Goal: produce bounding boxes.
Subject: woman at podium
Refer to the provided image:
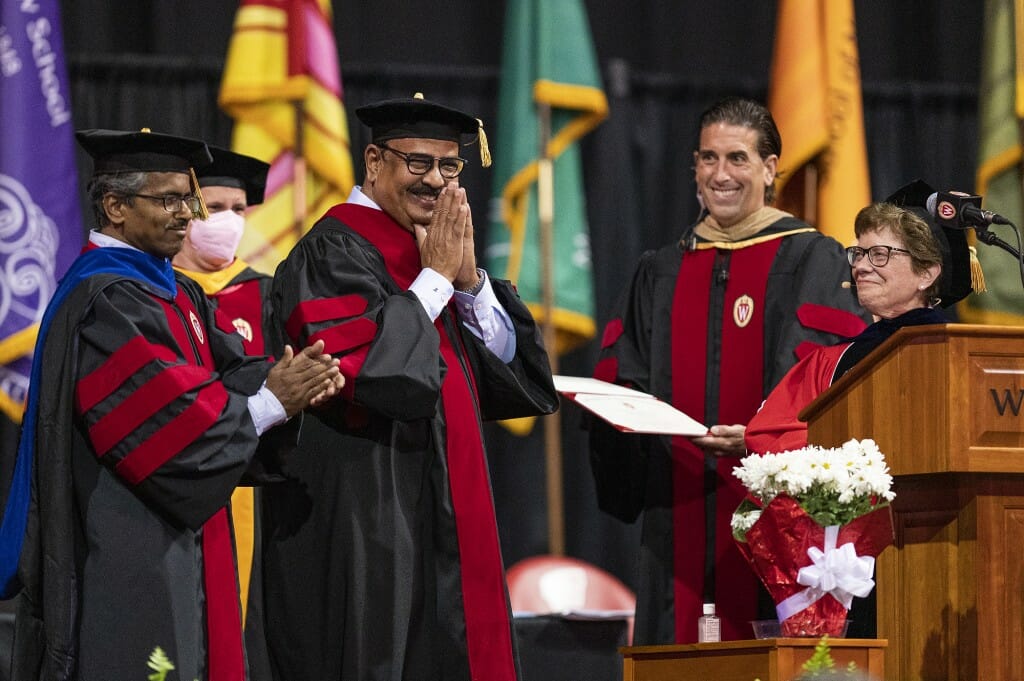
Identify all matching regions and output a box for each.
[745,182,976,455]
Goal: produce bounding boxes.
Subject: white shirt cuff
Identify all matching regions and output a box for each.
[409,268,454,321]
[247,384,287,436]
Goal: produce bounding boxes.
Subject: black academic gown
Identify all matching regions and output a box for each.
[589,216,871,645]
[175,259,277,681]
[263,203,558,681]
[213,265,277,681]
[14,249,273,681]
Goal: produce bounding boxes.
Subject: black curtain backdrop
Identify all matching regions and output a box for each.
[1,1,982,593]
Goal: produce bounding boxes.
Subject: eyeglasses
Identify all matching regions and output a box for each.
[132,193,202,216]
[845,245,912,267]
[379,143,466,179]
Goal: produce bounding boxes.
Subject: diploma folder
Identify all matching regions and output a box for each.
[553,375,708,436]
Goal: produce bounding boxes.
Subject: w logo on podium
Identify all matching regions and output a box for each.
[990,388,1024,416]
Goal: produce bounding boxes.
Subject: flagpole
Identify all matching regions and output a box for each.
[803,164,818,226]
[293,101,307,238]
[537,102,565,556]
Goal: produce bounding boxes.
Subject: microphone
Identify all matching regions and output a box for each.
[923,190,1024,292]
[925,191,1011,229]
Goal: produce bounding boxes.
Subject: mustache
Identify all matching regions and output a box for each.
[409,184,441,199]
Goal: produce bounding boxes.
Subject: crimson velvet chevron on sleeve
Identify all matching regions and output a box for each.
[263,202,557,681]
[13,251,273,681]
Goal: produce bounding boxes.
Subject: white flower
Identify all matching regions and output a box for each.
[731,438,895,539]
[775,465,814,497]
[731,509,762,535]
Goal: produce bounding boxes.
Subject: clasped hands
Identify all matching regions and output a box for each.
[414,183,480,291]
[265,339,345,417]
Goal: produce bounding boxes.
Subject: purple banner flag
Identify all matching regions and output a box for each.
[0,0,81,423]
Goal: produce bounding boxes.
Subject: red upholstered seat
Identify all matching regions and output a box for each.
[506,555,636,643]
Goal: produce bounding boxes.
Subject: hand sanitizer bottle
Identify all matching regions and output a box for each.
[697,602,721,642]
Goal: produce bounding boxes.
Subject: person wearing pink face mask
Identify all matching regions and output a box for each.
[174,147,272,356]
[172,146,275,678]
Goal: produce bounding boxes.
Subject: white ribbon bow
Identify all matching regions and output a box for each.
[775,525,876,622]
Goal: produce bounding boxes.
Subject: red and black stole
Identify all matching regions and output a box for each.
[670,239,781,642]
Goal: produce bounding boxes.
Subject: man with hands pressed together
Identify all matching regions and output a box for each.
[263,95,557,681]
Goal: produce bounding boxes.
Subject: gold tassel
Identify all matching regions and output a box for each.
[412,92,491,167]
[969,245,987,293]
[476,118,492,168]
[189,166,209,220]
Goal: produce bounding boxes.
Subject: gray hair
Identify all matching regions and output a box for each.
[87,172,148,227]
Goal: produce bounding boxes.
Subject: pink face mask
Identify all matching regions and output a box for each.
[187,210,245,265]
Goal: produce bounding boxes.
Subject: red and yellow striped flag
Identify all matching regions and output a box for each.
[217,0,354,620]
[219,0,354,275]
[769,0,870,246]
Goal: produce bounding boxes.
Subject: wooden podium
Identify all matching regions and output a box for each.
[621,638,886,681]
[800,324,1024,681]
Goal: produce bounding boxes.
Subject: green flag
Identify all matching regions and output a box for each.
[962,0,1024,324]
[486,0,608,354]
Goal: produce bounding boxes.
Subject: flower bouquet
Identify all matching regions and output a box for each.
[731,439,896,637]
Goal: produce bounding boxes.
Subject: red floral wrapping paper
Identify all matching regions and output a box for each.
[735,494,894,637]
